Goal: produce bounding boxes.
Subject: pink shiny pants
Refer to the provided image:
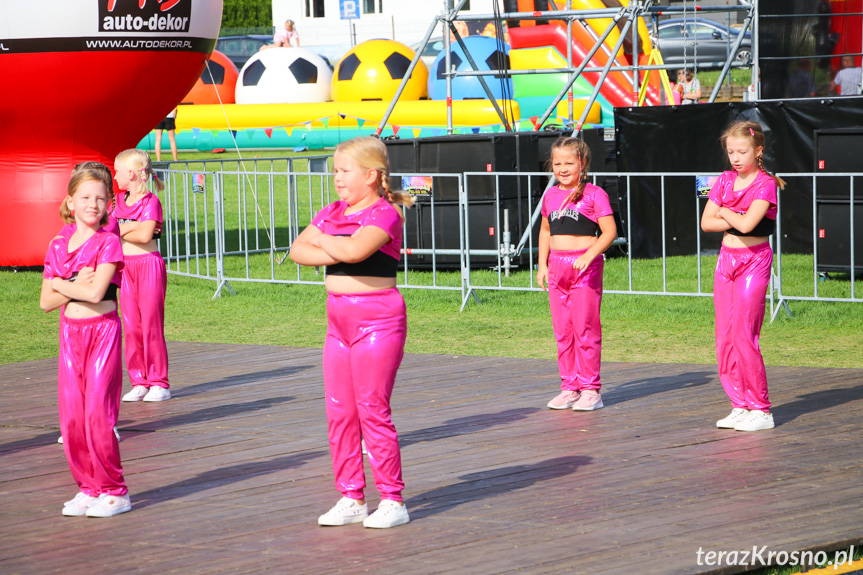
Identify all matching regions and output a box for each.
[120,252,169,388]
[58,310,127,496]
[713,242,773,412]
[323,289,406,502]
[547,249,604,391]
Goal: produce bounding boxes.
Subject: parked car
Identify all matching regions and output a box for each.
[651,18,752,67]
[215,34,335,71]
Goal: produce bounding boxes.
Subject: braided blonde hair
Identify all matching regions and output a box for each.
[335,137,415,221]
[115,148,165,194]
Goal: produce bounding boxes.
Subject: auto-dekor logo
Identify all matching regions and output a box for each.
[99,0,192,33]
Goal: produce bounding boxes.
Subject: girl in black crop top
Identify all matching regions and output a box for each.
[538,137,617,413]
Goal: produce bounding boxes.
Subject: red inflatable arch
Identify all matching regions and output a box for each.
[0,0,223,266]
[181,49,239,105]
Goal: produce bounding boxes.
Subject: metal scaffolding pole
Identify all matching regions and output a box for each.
[708,7,755,103]
[534,5,633,132]
[375,1,754,137]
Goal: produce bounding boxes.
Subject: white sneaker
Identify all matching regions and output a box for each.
[143,386,171,402]
[58,435,63,444]
[318,497,368,526]
[734,410,774,431]
[85,493,131,518]
[572,390,604,411]
[62,492,98,517]
[363,500,410,529]
[122,385,149,402]
[547,390,580,410]
[716,408,750,429]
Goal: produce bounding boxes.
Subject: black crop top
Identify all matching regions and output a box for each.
[325,236,398,278]
[549,209,600,237]
[66,273,118,302]
[727,217,775,237]
[116,217,162,239]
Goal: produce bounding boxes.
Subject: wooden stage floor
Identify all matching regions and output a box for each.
[2,342,862,575]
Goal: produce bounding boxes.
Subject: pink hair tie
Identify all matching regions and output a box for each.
[749,127,755,136]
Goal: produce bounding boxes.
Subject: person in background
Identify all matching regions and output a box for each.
[273,19,300,47]
[154,107,178,162]
[831,55,862,96]
[680,69,701,104]
[786,60,817,98]
[113,149,171,403]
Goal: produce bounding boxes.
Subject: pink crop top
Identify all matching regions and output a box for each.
[112,191,163,239]
[541,183,614,236]
[310,196,403,277]
[708,170,778,236]
[44,228,124,300]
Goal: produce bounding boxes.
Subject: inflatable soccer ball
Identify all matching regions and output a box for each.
[182,50,239,105]
[428,35,511,100]
[236,48,333,104]
[332,39,428,102]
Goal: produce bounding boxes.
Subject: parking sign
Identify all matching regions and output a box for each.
[340,0,360,19]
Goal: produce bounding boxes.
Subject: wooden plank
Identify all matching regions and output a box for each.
[1,342,862,575]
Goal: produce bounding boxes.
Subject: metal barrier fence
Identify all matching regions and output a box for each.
[154,162,862,317]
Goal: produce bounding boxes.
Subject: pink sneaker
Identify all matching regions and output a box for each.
[547,390,580,410]
[572,390,603,411]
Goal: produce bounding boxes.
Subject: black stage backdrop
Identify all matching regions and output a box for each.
[614,98,863,258]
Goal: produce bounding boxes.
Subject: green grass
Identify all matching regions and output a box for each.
[697,67,752,88]
[3,252,861,368]
[745,546,863,575]
[5,150,860,369]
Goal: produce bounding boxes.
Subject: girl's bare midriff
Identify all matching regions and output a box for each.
[722,232,769,249]
[63,300,117,319]
[325,274,397,294]
[121,237,158,256]
[550,234,599,251]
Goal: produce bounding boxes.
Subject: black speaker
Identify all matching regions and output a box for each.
[813,128,862,273]
[404,197,540,269]
[814,128,863,174]
[816,198,863,274]
[387,131,613,268]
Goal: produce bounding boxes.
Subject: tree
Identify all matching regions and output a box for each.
[221,0,273,29]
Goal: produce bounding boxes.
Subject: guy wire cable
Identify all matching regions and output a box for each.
[203,58,275,247]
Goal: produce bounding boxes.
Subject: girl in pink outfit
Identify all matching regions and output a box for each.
[701,121,785,432]
[290,137,414,529]
[538,137,617,412]
[112,149,170,403]
[40,168,131,518]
